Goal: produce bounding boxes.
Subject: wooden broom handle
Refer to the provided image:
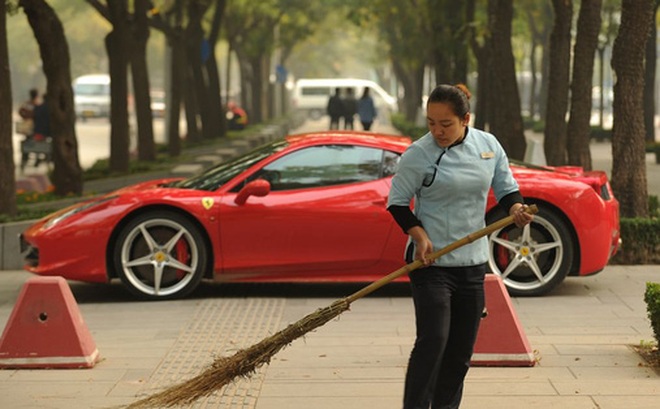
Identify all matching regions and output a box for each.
[345,204,538,304]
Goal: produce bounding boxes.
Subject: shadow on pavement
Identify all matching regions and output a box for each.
[67,279,413,304]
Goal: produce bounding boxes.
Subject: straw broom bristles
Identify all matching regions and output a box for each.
[124,206,536,408]
[125,298,352,408]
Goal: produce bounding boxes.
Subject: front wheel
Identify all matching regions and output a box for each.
[113,211,209,300]
[486,205,574,296]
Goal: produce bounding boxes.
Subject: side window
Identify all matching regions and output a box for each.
[382,150,400,177]
[301,87,331,96]
[250,145,389,191]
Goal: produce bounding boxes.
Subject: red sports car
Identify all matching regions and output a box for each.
[20,131,620,300]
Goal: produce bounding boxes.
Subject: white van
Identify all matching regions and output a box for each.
[292,78,398,120]
[73,74,111,119]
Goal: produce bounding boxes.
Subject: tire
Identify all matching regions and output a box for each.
[113,210,208,300]
[486,204,574,296]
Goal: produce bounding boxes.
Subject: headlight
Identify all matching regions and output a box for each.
[43,195,117,229]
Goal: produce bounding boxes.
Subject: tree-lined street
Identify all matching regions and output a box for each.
[2,0,659,220]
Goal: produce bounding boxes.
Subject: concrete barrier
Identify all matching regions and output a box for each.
[1,221,33,271]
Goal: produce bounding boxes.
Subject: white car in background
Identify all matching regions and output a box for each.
[150,90,166,118]
[73,74,111,120]
[292,78,398,120]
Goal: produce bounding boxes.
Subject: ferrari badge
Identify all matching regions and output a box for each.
[202,197,214,210]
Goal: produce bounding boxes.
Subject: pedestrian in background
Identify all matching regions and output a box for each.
[226,101,248,130]
[17,88,39,169]
[357,87,377,131]
[387,83,533,409]
[31,94,51,167]
[327,87,344,129]
[17,88,39,137]
[18,88,39,124]
[33,93,50,140]
[342,87,358,130]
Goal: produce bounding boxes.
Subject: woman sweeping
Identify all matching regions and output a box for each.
[387,84,533,409]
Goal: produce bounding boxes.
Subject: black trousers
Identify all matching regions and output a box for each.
[343,115,354,129]
[329,116,342,129]
[403,264,487,409]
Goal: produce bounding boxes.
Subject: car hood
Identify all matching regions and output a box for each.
[110,178,185,195]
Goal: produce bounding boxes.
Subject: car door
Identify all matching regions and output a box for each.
[218,144,400,279]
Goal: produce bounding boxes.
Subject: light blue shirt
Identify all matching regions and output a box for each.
[387,127,520,266]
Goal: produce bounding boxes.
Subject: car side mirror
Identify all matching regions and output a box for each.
[234,179,271,205]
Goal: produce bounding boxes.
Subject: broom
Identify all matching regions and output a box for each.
[125,205,537,408]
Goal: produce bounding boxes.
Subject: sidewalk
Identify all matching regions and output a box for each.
[0,265,658,409]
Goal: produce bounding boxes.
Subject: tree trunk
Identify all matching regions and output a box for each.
[183,63,201,143]
[487,0,526,159]
[527,35,538,119]
[467,0,489,130]
[186,1,213,140]
[392,59,424,124]
[0,0,17,216]
[524,5,552,120]
[537,5,552,123]
[167,26,184,156]
[544,0,572,166]
[454,4,469,85]
[567,0,602,170]
[203,0,228,138]
[429,0,451,84]
[643,1,659,143]
[106,1,131,173]
[429,1,468,85]
[473,47,491,130]
[610,0,654,218]
[21,0,82,195]
[262,54,273,121]
[248,55,266,124]
[130,0,155,162]
[233,45,252,118]
[596,46,606,128]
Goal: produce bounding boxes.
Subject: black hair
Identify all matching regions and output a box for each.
[426,84,471,118]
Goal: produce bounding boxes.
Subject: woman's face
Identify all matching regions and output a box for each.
[426,102,469,148]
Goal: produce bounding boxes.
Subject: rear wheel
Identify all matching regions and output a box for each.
[113,210,208,300]
[486,204,574,296]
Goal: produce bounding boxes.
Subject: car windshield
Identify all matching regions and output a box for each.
[74,83,110,96]
[168,140,289,191]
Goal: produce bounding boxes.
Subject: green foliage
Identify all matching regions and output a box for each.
[522,116,545,133]
[647,143,660,164]
[390,113,427,140]
[0,208,53,224]
[650,195,660,219]
[644,282,660,345]
[81,150,186,182]
[590,126,612,141]
[611,216,660,264]
[15,190,62,206]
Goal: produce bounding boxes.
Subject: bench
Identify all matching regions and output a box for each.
[20,137,52,169]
